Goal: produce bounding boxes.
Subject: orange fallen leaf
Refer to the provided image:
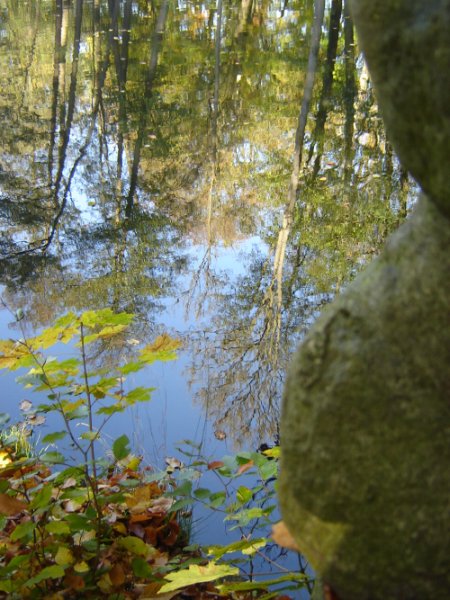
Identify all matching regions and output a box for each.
[271,521,300,551]
[0,492,27,516]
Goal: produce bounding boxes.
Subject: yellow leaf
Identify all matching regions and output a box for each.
[55,546,75,566]
[158,562,239,594]
[74,561,90,573]
[0,451,12,469]
[113,522,127,535]
[97,573,113,593]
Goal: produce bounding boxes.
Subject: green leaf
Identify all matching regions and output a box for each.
[173,479,192,497]
[209,491,226,508]
[11,520,36,541]
[125,386,152,404]
[207,537,267,559]
[42,431,67,444]
[169,497,192,512]
[40,451,65,465]
[224,507,265,526]
[158,562,239,594]
[118,536,152,557]
[25,564,65,587]
[45,521,71,535]
[112,434,131,461]
[0,554,29,575]
[131,557,154,578]
[30,483,53,511]
[259,459,278,481]
[64,513,93,531]
[219,573,308,593]
[80,431,99,441]
[0,581,14,593]
[236,486,253,504]
[193,488,211,500]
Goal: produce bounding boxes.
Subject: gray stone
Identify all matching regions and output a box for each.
[279,196,450,599]
[348,0,450,217]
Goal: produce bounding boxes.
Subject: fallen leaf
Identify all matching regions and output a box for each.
[61,477,78,489]
[19,400,33,412]
[109,563,126,586]
[64,573,85,591]
[74,561,90,573]
[0,492,27,516]
[26,414,45,426]
[271,521,300,551]
[148,496,174,514]
[160,521,179,546]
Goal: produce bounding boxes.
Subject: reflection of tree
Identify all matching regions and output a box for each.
[0,1,414,445]
[126,0,169,216]
[185,0,412,446]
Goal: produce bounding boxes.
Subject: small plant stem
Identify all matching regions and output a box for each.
[80,322,97,482]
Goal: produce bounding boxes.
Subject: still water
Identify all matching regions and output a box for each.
[0,0,416,586]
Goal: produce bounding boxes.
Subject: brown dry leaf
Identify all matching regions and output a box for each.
[207,461,225,470]
[148,496,174,515]
[130,512,153,524]
[271,521,300,552]
[109,563,126,587]
[0,492,27,516]
[143,525,158,546]
[129,522,146,538]
[64,573,85,591]
[160,521,179,547]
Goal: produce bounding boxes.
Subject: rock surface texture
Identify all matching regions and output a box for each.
[279,1,450,599]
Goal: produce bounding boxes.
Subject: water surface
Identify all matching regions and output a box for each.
[0,0,415,457]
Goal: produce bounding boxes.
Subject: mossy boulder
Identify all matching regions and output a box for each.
[280,197,450,599]
[279,2,450,597]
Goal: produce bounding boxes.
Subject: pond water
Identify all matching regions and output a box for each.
[0,0,417,592]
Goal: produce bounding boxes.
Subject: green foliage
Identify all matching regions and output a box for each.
[0,310,308,598]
